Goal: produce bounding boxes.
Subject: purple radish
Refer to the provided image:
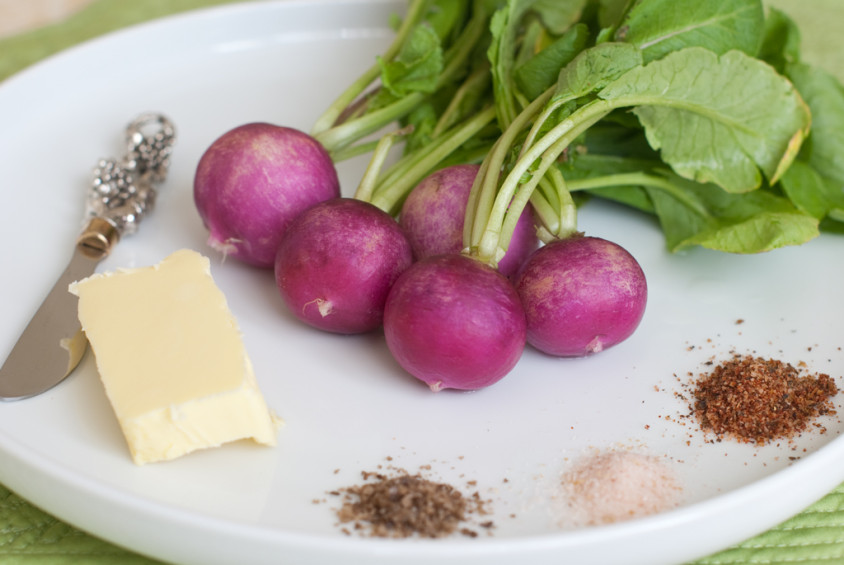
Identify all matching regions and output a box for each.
[194,122,340,268]
[383,254,526,391]
[515,236,647,357]
[399,164,538,278]
[274,197,413,334]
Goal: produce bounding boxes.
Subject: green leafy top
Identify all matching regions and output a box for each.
[619,0,765,62]
[603,47,810,192]
[315,0,844,256]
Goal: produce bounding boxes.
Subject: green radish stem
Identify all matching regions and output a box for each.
[354,125,414,204]
[528,165,577,244]
[314,93,426,156]
[463,86,555,254]
[313,1,491,158]
[368,105,497,214]
[469,97,619,266]
[566,171,714,220]
[432,63,491,138]
[310,0,429,136]
[470,82,735,265]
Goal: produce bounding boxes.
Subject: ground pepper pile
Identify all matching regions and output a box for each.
[333,471,491,538]
[691,354,838,444]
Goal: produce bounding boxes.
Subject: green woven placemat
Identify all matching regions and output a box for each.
[1,1,843,564]
[691,483,844,565]
[0,483,159,564]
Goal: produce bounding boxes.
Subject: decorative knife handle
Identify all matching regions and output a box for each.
[81,113,176,256]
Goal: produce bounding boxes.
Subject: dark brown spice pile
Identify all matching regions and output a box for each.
[333,470,490,538]
[691,354,838,444]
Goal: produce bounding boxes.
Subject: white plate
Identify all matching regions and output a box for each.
[1,1,843,564]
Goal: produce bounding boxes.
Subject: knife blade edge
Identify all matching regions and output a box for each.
[0,246,102,400]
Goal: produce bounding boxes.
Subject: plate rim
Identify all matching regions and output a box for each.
[1,1,843,565]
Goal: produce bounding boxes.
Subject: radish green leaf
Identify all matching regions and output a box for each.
[599,47,811,193]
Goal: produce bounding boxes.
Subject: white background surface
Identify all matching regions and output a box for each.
[0,1,843,564]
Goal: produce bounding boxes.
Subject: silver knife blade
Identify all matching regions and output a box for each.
[0,113,175,400]
[0,245,105,400]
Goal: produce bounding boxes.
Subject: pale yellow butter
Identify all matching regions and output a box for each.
[70,249,280,465]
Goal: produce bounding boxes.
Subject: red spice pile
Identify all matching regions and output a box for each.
[332,470,492,538]
[691,354,838,444]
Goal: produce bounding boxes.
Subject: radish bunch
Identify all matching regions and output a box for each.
[191,0,814,393]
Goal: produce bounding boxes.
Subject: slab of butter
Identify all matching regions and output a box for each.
[70,249,280,465]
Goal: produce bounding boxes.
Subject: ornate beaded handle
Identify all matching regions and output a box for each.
[78,113,176,257]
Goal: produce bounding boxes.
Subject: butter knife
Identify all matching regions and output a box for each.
[0,113,176,400]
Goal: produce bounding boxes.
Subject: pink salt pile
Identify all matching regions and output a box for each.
[559,449,682,526]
